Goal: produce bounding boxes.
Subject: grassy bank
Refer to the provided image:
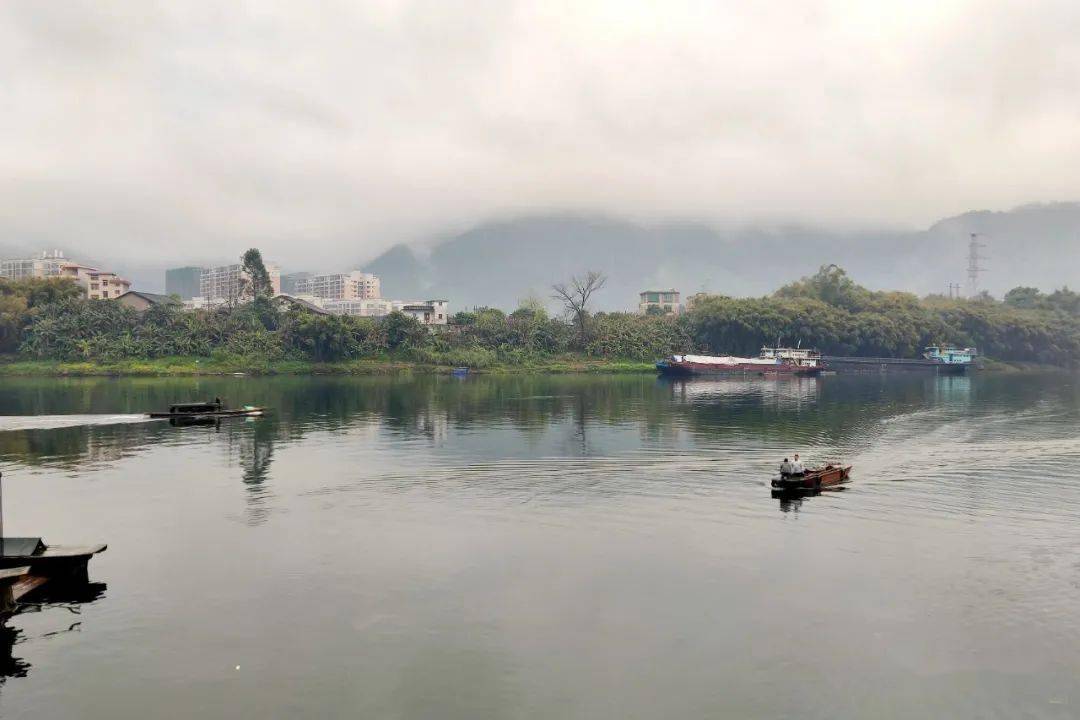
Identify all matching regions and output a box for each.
[977,358,1071,373]
[0,355,657,377]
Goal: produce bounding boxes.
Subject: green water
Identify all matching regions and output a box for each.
[0,372,1078,719]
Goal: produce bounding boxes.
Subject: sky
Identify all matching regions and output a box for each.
[2,0,1079,271]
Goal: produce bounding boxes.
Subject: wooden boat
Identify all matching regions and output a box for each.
[0,472,107,615]
[0,537,107,592]
[148,402,266,419]
[771,464,852,491]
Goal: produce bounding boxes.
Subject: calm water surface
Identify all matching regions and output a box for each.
[0,372,1078,719]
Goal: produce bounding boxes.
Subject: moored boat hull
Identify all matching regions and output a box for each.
[657,359,821,377]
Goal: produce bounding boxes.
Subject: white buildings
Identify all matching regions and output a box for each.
[323,298,448,325]
[0,251,67,280]
[400,300,449,325]
[0,250,132,299]
[197,263,281,305]
[294,271,380,301]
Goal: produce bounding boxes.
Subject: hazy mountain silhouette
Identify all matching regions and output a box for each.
[360,203,1080,311]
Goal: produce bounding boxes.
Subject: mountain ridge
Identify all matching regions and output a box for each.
[361,202,1080,311]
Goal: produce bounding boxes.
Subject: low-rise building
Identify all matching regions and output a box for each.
[324,298,448,325]
[77,268,132,299]
[273,294,331,315]
[116,291,181,312]
[294,271,380,300]
[59,262,132,299]
[401,300,448,325]
[638,289,681,315]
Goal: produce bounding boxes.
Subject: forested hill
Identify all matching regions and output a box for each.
[363,203,1080,311]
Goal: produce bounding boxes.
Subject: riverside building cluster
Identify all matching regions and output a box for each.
[167,263,448,326]
[0,250,132,300]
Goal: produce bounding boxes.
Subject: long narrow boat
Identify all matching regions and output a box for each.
[771,464,852,491]
[147,402,266,419]
[657,350,822,377]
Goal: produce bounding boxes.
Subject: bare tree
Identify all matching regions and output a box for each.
[551,270,607,344]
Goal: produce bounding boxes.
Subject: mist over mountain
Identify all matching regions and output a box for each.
[362,202,1080,312]
[4,202,1076,308]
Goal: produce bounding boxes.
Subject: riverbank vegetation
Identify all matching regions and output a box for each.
[1,264,1078,374]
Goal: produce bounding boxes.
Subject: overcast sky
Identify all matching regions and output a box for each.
[2,1,1078,269]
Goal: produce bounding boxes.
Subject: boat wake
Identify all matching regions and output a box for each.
[0,414,154,432]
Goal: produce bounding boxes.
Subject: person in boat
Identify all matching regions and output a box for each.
[790,454,805,476]
[779,458,793,477]
[214,396,222,407]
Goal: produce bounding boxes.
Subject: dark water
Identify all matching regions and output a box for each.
[0,372,1078,719]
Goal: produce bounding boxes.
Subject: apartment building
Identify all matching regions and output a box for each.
[165,266,203,300]
[199,263,281,303]
[279,271,312,295]
[0,250,68,280]
[294,271,380,301]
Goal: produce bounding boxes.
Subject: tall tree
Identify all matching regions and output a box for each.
[552,270,607,345]
[241,248,273,299]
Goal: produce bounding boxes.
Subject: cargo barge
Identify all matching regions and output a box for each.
[823,346,978,374]
[657,347,822,377]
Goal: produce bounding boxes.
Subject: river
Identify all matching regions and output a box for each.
[0,372,1077,718]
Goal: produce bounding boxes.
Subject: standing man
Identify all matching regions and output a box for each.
[790,454,805,476]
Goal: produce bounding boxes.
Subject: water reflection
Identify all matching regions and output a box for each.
[661,375,822,404]
[0,372,1076,717]
[0,581,107,686]
[0,623,29,685]
[772,485,849,513]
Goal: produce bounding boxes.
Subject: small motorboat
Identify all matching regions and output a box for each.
[148,402,266,420]
[771,464,852,491]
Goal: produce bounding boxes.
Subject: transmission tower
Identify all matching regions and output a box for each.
[966,233,986,298]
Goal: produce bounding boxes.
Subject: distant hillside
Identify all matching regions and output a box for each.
[360,203,1080,311]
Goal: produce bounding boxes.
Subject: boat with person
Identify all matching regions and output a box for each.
[147,401,266,420]
[657,346,823,377]
[771,463,852,491]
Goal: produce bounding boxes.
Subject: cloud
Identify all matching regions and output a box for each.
[1,0,1079,271]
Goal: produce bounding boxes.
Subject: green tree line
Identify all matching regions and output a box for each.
[1,264,1078,367]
